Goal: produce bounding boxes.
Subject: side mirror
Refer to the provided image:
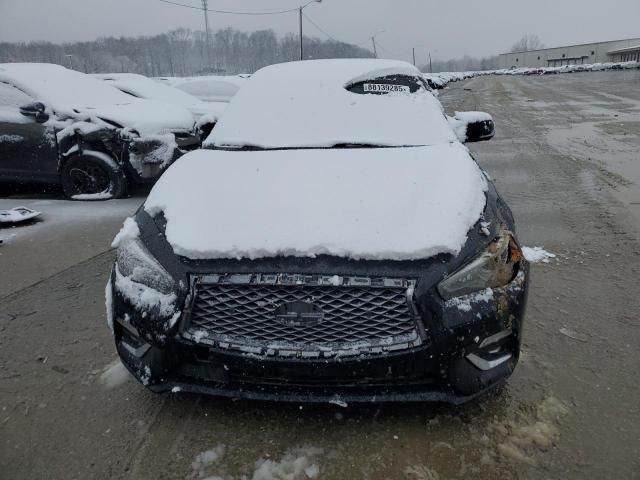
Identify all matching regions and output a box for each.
[448,111,495,143]
[19,102,49,123]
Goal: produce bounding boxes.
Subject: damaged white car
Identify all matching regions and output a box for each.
[0,63,199,199]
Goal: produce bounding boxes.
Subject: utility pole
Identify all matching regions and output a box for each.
[371,36,378,58]
[429,52,433,73]
[202,0,212,69]
[412,48,416,66]
[298,0,322,61]
[299,7,303,61]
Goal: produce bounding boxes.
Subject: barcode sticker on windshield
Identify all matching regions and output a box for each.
[363,84,410,93]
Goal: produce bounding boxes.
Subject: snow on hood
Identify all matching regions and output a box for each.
[144,145,488,261]
[89,100,194,135]
[0,63,194,134]
[93,73,225,122]
[205,59,457,149]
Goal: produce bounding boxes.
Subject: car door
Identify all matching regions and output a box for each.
[0,81,58,183]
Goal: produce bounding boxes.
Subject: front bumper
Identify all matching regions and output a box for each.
[108,265,528,404]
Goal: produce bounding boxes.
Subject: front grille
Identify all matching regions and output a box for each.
[183,274,421,358]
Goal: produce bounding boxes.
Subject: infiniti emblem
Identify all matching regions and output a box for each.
[274,300,324,327]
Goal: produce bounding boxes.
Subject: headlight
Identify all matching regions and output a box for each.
[438,229,522,300]
[116,238,175,295]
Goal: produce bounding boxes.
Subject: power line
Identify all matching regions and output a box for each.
[156,0,318,16]
[376,42,400,57]
[301,12,340,43]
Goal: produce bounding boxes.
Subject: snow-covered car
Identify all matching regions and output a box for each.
[93,73,226,139]
[157,75,246,103]
[107,59,529,403]
[0,63,199,199]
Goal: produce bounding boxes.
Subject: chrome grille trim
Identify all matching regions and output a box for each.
[183,274,421,358]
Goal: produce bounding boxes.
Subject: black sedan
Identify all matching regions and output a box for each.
[107,59,528,403]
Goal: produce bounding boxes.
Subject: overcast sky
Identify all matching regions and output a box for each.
[1,0,639,62]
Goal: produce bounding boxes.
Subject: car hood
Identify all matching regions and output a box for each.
[144,143,488,262]
[85,99,195,135]
[187,101,227,122]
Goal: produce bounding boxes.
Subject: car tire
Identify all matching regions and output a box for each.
[61,150,127,200]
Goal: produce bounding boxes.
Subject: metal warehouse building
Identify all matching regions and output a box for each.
[498,37,640,69]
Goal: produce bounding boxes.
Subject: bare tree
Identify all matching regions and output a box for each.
[510,34,545,53]
[0,28,373,76]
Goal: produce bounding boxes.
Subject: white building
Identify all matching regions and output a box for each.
[498,37,640,69]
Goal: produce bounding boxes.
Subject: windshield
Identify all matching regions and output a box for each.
[205,59,457,149]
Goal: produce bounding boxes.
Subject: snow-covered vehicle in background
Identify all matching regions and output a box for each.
[0,63,199,199]
[107,59,529,404]
[93,73,226,140]
[156,75,247,103]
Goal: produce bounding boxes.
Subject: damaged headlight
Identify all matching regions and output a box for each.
[438,229,523,300]
[116,238,175,295]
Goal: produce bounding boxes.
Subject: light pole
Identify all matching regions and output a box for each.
[202,0,212,69]
[299,0,322,61]
[65,54,74,70]
[370,30,385,58]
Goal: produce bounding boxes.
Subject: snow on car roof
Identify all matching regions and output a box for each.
[94,73,204,107]
[205,59,457,149]
[145,144,487,261]
[0,64,195,134]
[92,73,227,121]
[92,73,226,118]
[0,63,134,111]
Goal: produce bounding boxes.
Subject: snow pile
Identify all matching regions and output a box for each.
[494,396,568,467]
[100,359,132,388]
[0,206,41,224]
[252,447,323,480]
[145,144,488,261]
[522,246,556,263]
[191,444,226,479]
[0,134,23,143]
[404,464,441,479]
[206,59,456,149]
[111,217,140,248]
[71,192,115,201]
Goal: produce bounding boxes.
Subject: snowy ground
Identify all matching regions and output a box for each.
[1,71,640,479]
[0,191,141,296]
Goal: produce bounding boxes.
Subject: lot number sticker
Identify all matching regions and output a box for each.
[363,83,410,93]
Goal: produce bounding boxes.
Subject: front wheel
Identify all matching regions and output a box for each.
[61,150,127,200]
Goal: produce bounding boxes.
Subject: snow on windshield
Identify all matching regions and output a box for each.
[0,63,134,111]
[205,59,457,149]
[94,73,203,106]
[93,73,226,121]
[144,144,487,261]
